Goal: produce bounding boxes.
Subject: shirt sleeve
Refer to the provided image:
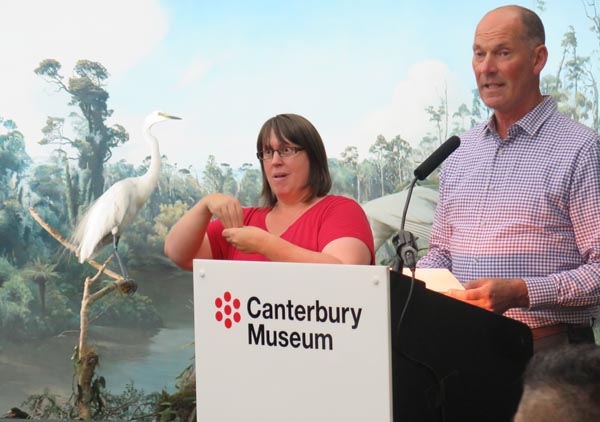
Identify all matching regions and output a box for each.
[416,167,453,270]
[315,197,376,264]
[524,138,600,309]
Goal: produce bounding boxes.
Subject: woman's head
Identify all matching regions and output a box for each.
[256,114,331,207]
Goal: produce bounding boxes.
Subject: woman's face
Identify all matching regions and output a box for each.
[262,130,311,204]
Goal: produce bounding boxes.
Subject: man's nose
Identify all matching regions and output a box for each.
[479,54,497,73]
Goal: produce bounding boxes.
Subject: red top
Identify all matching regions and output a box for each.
[207,195,375,264]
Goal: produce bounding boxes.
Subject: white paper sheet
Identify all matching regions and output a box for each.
[402,268,464,293]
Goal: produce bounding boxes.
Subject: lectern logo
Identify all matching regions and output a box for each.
[214,291,242,329]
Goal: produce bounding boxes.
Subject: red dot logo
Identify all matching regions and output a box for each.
[214,291,242,329]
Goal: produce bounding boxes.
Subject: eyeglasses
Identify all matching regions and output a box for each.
[256,146,305,161]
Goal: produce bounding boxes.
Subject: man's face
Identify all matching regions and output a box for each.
[472,9,545,117]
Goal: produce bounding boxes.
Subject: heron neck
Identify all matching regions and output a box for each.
[139,126,161,200]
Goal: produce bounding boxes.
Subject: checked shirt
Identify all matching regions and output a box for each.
[418,96,600,328]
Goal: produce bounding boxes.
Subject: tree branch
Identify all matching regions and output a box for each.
[28,206,122,280]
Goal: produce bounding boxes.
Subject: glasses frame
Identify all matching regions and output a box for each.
[256,146,305,161]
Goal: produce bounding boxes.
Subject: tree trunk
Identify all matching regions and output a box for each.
[77,351,98,420]
[64,157,78,225]
[77,277,96,420]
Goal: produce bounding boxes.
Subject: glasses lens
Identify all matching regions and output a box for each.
[257,147,302,160]
[280,146,295,157]
[259,150,273,160]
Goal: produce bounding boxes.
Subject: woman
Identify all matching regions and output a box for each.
[164,113,375,270]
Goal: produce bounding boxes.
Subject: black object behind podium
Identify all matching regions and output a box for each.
[390,271,533,422]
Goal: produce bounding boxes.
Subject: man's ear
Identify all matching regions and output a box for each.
[533,44,548,76]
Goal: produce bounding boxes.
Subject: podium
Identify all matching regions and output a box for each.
[390,271,533,422]
[193,260,394,422]
[193,260,532,421]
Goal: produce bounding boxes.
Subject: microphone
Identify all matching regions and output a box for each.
[392,135,461,273]
[413,135,461,181]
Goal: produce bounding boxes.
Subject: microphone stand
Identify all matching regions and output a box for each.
[391,135,460,274]
[391,137,459,421]
[391,177,419,274]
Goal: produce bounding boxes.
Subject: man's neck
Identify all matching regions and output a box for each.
[493,94,545,139]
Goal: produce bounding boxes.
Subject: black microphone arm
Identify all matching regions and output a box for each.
[413,135,461,181]
[392,177,419,273]
[392,135,461,274]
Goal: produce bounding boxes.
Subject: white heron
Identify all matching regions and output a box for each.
[72,111,182,283]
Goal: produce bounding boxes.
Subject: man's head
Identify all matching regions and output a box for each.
[514,344,600,422]
[472,5,547,122]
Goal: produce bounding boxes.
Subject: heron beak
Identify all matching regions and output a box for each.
[158,112,182,120]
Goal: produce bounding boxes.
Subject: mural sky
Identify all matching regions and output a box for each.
[0,0,596,171]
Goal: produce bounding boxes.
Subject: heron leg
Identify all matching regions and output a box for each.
[112,236,138,294]
[112,235,130,280]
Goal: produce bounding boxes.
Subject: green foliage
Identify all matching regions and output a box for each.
[22,388,75,420]
[0,198,29,263]
[0,274,34,341]
[148,201,189,251]
[156,387,196,422]
[238,163,261,206]
[157,159,205,208]
[0,255,16,286]
[0,116,31,195]
[22,383,162,421]
[202,154,224,193]
[29,162,66,205]
[120,214,154,267]
[43,284,76,326]
[89,284,162,329]
[21,258,65,320]
[0,261,76,339]
[34,58,130,203]
[328,158,355,198]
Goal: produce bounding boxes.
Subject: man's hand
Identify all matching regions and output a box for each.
[445,278,530,314]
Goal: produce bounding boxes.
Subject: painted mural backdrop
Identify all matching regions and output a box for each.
[1,0,599,419]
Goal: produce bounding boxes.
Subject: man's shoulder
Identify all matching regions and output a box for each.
[551,110,599,140]
[458,122,488,143]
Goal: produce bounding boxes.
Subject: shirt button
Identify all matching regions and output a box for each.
[498,149,504,156]
[473,257,478,264]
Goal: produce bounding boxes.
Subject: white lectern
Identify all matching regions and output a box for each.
[193,260,393,422]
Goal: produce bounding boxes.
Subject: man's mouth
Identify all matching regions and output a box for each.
[484,83,504,89]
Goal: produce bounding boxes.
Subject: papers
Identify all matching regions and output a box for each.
[402,268,464,293]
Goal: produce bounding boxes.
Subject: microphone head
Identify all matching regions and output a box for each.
[413,135,460,180]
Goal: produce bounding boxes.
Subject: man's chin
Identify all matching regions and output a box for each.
[480,95,503,110]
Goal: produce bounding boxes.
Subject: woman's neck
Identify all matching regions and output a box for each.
[267,196,325,235]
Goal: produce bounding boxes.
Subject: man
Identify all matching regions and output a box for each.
[418,5,600,350]
[514,344,600,421]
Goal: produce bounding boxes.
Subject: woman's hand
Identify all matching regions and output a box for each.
[204,193,244,228]
[222,226,271,254]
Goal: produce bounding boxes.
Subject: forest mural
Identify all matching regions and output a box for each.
[1,0,600,420]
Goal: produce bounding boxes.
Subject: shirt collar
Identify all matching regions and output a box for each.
[483,96,556,139]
